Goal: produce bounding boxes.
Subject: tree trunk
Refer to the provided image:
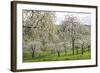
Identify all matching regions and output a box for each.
[72,38,75,55]
[88,45,90,52]
[65,48,67,56]
[57,50,60,57]
[32,48,35,58]
[81,44,84,55]
[76,48,79,55]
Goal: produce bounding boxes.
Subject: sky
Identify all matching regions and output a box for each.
[55,12,91,25]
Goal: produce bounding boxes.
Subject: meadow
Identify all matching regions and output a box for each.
[23,48,91,62]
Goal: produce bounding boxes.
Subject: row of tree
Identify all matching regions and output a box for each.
[23,10,91,58]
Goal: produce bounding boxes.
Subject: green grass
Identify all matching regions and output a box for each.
[23,50,91,62]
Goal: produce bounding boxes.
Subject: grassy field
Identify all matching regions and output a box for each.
[23,49,91,62]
